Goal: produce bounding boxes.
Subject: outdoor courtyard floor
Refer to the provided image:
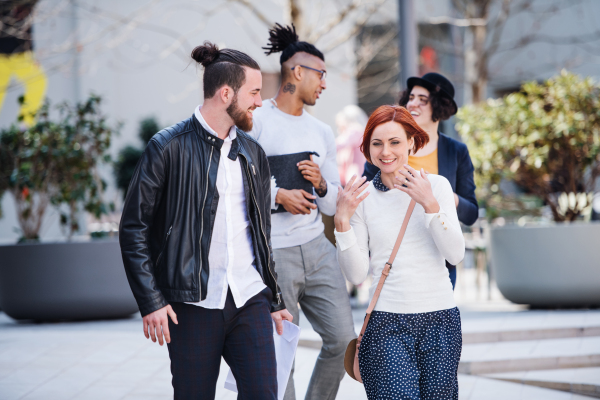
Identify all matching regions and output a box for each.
[1,269,599,399]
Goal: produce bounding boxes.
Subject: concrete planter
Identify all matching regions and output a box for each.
[0,240,138,320]
[489,222,600,307]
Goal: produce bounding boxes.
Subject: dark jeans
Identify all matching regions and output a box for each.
[447,263,457,290]
[167,287,277,400]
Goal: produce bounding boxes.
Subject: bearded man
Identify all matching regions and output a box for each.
[119,41,292,399]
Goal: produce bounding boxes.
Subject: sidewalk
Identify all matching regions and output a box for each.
[1,305,599,399]
[1,269,599,399]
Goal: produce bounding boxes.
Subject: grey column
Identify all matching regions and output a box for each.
[398,0,418,89]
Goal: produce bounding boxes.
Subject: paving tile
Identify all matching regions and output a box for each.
[74,382,134,400]
[19,364,109,400]
[0,383,39,400]
[0,366,59,393]
[485,367,600,387]
[460,310,600,334]
[458,374,598,400]
[461,336,600,362]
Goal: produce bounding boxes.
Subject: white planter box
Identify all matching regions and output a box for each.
[489,222,600,307]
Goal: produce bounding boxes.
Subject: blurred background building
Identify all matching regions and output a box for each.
[1,0,600,241]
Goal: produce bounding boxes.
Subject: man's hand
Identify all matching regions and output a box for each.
[143,304,178,346]
[271,309,294,335]
[298,157,327,197]
[276,188,317,215]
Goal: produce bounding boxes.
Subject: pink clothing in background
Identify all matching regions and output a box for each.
[336,127,366,187]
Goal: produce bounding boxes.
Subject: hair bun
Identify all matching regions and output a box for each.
[263,23,299,55]
[191,41,220,67]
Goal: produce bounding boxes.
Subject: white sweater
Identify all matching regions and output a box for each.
[334,174,465,314]
[249,101,340,249]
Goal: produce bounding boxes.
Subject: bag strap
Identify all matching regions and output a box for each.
[356,199,416,348]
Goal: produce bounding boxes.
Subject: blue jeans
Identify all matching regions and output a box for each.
[447,263,457,290]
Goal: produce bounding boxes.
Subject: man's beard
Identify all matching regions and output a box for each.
[226,94,253,132]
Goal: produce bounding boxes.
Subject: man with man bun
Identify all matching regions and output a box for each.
[119,42,292,399]
[249,24,356,400]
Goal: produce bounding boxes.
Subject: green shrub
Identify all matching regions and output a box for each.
[0,95,118,241]
[456,70,600,222]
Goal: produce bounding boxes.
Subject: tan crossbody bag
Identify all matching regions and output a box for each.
[343,199,417,383]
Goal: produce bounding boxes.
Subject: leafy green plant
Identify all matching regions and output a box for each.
[0,95,118,241]
[0,102,61,240]
[456,71,600,222]
[114,116,159,199]
[51,95,118,238]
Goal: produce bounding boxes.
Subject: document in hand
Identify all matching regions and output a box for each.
[224,320,301,400]
[268,151,319,214]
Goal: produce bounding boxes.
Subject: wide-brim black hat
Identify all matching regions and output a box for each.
[407,72,458,115]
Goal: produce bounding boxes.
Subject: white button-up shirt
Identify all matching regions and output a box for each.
[186,106,266,309]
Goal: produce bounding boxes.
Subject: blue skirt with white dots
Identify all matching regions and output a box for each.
[358,307,462,400]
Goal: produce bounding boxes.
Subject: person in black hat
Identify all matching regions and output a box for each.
[363,72,478,289]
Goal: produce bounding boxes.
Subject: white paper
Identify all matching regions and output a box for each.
[224,320,301,400]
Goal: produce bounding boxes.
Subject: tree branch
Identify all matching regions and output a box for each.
[226,0,273,28]
[484,0,513,59]
[495,30,600,54]
[319,0,387,53]
[306,0,363,43]
[424,16,486,27]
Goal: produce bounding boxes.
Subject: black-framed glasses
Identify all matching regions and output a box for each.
[291,65,327,81]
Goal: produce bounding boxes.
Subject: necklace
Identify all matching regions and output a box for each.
[270,98,278,108]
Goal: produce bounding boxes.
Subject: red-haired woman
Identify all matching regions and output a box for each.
[364,73,478,289]
[334,105,464,399]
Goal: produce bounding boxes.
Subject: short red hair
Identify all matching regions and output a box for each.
[360,105,429,163]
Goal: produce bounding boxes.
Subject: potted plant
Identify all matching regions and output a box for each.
[456,71,600,307]
[0,95,139,320]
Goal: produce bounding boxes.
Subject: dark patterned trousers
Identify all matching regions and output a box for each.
[358,307,462,400]
[167,287,277,400]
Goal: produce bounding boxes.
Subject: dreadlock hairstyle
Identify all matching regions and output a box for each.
[263,23,324,64]
[191,41,260,99]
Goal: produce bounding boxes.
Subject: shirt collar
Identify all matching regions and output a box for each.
[372,170,390,192]
[194,105,237,142]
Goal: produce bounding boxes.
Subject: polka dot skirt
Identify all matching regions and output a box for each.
[358,307,462,400]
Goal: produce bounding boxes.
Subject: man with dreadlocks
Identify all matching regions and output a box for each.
[249,24,356,400]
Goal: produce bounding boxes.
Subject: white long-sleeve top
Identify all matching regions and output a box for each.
[334,174,465,314]
[249,100,340,249]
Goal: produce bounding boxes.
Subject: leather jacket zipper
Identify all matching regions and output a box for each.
[240,154,281,304]
[155,225,173,268]
[198,146,214,287]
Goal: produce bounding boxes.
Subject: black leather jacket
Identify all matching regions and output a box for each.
[119,115,285,316]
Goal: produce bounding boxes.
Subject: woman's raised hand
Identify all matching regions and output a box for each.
[334,175,370,232]
[394,165,440,214]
